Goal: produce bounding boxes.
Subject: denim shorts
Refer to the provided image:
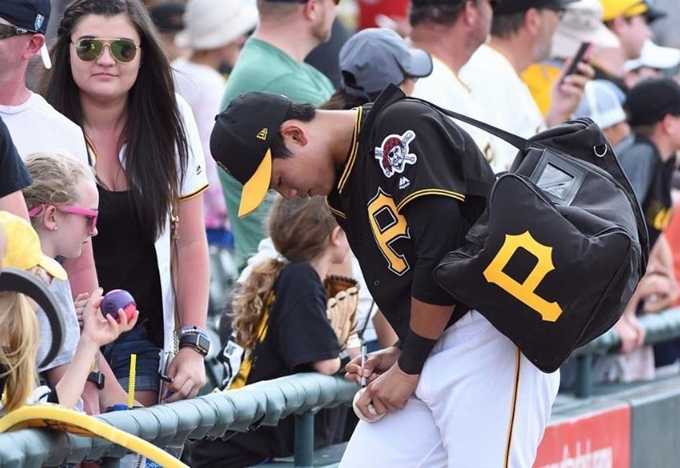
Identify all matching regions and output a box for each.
[103,325,161,392]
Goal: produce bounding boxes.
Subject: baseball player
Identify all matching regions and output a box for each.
[210,86,560,466]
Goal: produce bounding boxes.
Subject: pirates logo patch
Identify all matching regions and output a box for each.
[375,130,417,178]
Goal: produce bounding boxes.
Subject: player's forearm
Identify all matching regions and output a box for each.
[397,299,454,375]
[408,298,454,340]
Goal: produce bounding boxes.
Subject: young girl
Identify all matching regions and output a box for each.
[189,196,350,468]
[0,207,136,414]
[21,152,138,410]
[42,0,210,406]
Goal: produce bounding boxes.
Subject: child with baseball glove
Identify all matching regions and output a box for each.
[189,195,358,467]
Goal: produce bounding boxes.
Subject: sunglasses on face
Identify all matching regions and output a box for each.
[0,23,36,40]
[72,37,139,63]
[29,204,99,233]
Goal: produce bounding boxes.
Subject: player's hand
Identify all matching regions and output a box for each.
[162,348,207,403]
[345,345,400,387]
[363,363,419,416]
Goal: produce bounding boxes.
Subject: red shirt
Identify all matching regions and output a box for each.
[358,0,410,30]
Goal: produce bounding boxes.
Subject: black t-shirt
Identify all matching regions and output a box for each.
[0,117,32,198]
[189,262,340,468]
[326,97,494,339]
[617,135,675,249]
[92,186,163,347]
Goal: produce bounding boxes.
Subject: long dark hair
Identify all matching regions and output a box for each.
[40,0,188,239]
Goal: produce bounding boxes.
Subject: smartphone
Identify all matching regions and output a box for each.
[562,42,591,81]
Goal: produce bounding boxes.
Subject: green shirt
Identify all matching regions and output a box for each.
[219,38,335,271]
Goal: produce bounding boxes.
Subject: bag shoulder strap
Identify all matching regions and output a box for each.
[370,84,531,152]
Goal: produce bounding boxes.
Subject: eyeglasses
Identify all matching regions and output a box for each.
[0,23,37,40]
[29,204,99,233]
[72,38,140,63]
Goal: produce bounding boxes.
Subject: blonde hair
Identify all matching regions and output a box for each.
[22,153,95,229]
[0,291,40,413]
[232,196,338,348]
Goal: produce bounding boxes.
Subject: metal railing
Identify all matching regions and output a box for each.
[3,307,680,467]
[0,373,356,468]
[570,306,680,397]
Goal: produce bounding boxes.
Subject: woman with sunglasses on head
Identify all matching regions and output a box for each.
[41,0,210,408]
[21,152,139,411]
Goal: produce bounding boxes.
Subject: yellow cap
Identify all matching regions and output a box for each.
[600,0,649,21]
[0,211,67,280]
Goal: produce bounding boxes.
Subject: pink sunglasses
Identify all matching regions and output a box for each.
[29,204,99,233]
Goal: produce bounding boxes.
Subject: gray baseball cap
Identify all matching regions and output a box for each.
[340,28,433,99]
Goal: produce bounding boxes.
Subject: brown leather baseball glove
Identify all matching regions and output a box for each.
[324,275,361,350]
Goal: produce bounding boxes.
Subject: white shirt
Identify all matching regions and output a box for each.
[460,45,546,172]
[0,92,89,166]
[412,56,499,171]
[172,58,229,230]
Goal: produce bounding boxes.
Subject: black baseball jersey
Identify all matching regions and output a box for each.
[327,91,494,339]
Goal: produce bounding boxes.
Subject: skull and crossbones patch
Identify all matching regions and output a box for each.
[375,130,417,178]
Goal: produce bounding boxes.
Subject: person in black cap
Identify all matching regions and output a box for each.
[618,77,680,250]
[616,77,680,372]
[409,0,500,170]
[149,2,186,61]
[0,0,51,69]
[210,83,559,465]
[461,0,592,171]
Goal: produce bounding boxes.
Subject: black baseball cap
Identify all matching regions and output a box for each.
[494,0,578,15]
[211,92,292,217]
[0,0,50,35]
[625,77,680,127]
[149,3,185,34]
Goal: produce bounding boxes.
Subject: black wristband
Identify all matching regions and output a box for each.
[393,339,402,350]
[397,329,437,375]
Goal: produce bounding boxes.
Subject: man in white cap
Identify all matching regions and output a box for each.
[522,0,620,116]
[172,0,259,245]
[623,39,680,89]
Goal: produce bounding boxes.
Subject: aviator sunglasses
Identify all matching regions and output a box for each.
[72,37,139,63]
[29,204,99,234]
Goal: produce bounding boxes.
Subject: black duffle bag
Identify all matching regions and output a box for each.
[431,114,648,373]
